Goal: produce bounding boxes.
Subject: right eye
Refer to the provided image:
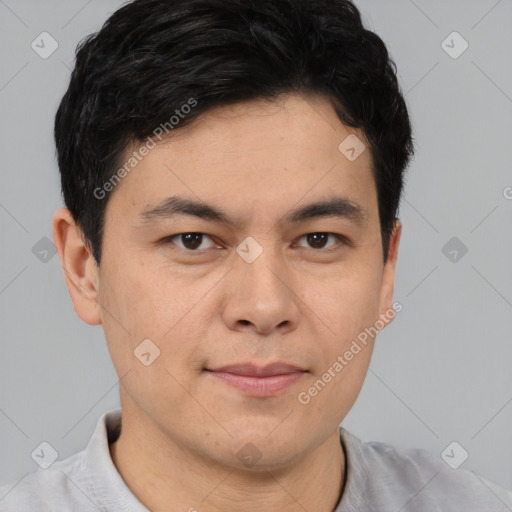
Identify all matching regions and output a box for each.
[162,233,220,252]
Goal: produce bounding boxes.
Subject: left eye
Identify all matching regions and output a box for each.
[295,233,346,251]
[164,232,347,252]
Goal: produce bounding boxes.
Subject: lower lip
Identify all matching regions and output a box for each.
[206,371,305,397]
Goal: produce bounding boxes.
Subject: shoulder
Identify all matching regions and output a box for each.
[339,428,512,512]
[0,408,124,512]
[0,450,102,511]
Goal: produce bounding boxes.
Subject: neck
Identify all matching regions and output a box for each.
[109,410,345,512]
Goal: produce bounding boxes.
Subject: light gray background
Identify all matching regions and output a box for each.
[1,0,511,495]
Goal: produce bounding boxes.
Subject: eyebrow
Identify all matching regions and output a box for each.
[137,195,367,229]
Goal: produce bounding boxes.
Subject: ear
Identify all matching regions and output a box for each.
[377,219,402,328]
[52,207,102,325]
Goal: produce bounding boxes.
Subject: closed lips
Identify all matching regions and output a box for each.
[204,363,307,397]
[205,362,306,376]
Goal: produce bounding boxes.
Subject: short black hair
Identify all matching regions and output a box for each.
[54,0,414,266]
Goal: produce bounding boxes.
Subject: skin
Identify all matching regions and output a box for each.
[53,92,401,512]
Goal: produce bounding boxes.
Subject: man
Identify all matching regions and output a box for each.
[1,0,511,510]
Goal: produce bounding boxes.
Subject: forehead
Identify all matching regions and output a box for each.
[105,93,376,225]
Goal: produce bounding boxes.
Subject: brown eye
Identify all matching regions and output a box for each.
[166,233,216,251]
[296,233,347,251]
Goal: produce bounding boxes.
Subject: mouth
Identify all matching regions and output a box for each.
[204,362,307,397]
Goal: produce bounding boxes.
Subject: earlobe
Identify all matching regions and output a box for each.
[377,220,402,328]
[52,207,102,325]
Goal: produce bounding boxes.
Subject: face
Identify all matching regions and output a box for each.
[54,93,401,471]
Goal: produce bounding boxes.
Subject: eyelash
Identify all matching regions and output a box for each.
[161,232,350,254]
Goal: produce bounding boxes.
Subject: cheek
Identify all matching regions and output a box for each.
[109,262,214,375]
[303,265,381,416]
[98,261,206,422]
[101,257,189,337]
[308,264,382,342]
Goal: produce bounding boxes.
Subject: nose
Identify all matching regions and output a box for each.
[221,247,301,336]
